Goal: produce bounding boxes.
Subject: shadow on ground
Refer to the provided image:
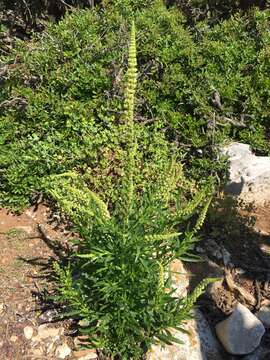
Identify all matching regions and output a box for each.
[185,195,270,359]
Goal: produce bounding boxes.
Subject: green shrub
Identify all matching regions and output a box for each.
[0,0,97,26]
[48,23,213,358]
[1,1,270,209]
[171,0,269,24]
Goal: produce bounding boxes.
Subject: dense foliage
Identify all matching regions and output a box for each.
[0,0,97,25]
[48,24,213,358]
[1,0,268,27]
[1,1,270,209]
[173,0,269,23]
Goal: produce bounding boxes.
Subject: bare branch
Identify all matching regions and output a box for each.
[0,97,27,111]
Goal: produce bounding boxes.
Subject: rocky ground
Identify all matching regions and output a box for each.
[0,205,97,360]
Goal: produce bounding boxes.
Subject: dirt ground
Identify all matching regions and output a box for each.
[0,205,97,360]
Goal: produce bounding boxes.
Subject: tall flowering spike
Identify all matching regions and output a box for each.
[124,20,137,127]
[120,20,138,226]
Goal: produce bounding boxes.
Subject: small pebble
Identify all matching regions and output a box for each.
[24,325,34,340]
[10,335,18,342]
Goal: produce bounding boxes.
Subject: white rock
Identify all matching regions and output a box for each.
[215,303,265,355]
[220,142,270,204]
[147,309,223,360]
[170,259,190,298]
[55,343,72,359]
[46,341,55,354]
[23,325,34,340]
[256,305,270,328]
[38,324,61,339]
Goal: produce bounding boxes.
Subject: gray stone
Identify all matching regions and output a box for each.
[195,245,205,254]
[221,247,231,266]
[215,303,265,355]
[147,309,223,360]
[205,239,232,266]
[242,345,270,360]
[220,142,270,204]
[256,305,270,328]
[38,308,59,323]
[205,239,222,260]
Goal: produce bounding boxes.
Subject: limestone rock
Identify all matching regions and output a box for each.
[147,309,223,360]
[23,325,34,340]
[38,324,62,339]
[220,142,270,204]
[215,303,265,355]
[55,343,72,359]
[256,305,270,328]
[170,259,189,298]
[46,341,55,354]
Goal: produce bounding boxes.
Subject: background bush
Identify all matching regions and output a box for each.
[0,0,97,26]
[172,0,269,24]
[1,0,268,27]
[1,1,270,209]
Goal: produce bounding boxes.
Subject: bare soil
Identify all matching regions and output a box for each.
[0,205,96,360]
